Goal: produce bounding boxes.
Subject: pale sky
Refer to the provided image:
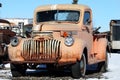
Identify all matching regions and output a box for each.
[0,0,120,32]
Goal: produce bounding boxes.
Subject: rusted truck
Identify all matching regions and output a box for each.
[0,19,16,66]
[6,4,108,78]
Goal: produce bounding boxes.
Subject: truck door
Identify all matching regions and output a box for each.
[82,11,93,63]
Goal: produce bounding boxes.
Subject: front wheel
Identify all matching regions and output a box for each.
[71,54,86,79]
[10,63,27,77]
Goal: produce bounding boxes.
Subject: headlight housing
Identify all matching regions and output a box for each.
[10,37,19,47]
[64,36,74,46]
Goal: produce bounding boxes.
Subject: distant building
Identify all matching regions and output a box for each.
[4,18,33,36]
[5,18,33,26]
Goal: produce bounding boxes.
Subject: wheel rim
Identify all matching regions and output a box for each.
[80,54,86,76]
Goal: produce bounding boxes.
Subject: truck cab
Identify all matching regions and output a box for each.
[7,4,108,78]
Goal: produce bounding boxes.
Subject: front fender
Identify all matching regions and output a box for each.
[59,38,87,63]
[8,38,25,61]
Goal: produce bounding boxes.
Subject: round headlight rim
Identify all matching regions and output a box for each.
[64,36,74,47]
[10,37,19,47]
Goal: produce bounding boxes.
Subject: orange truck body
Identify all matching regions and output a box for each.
[7,4,107,78]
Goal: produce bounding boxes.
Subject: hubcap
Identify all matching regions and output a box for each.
[80,55,86,76]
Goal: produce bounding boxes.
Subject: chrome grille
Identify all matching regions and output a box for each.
[22,39,61,61]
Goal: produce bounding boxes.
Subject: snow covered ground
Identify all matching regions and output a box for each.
[0,53,120,80]
[87,53,120,80]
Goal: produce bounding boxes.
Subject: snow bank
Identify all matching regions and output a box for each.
[87,53,120,80]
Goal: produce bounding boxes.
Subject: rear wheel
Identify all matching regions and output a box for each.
[97,53,108,72]
[10,63,27,77]
[71,54,86,78]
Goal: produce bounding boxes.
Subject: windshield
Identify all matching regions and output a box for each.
[37,10,80,22]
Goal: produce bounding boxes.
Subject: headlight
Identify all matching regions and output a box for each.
[10,37,19,47]
[64,36,74,46]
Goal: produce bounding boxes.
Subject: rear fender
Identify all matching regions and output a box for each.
[95,38,107,60]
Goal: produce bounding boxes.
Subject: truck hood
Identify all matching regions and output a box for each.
[33,23,80,31]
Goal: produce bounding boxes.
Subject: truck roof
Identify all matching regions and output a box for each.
[110,20,120,26]
[0,19,10,24]
[111,20,120,24]
[34,4,91,12]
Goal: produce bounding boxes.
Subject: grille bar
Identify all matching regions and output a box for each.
[22,39,61,61]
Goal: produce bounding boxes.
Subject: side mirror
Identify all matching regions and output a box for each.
[93,26,101,34]
[85,19,92,25]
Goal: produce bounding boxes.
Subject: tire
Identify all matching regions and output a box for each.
[97,53,108,72]
[47,64,55,72]
[71,54,86,79]
[10,63,27,77]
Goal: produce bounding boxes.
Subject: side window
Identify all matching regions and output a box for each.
[83,11,90,25]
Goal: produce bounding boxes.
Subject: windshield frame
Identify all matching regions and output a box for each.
[36,10,80,23]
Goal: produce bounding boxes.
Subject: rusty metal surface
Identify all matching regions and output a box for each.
[22,39,61,61]
[0,30,16,44]
[0,29,16,36]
